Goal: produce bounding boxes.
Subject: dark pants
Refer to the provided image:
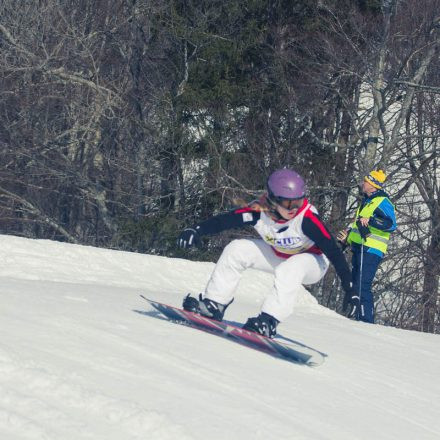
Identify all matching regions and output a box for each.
[351,247,382,323]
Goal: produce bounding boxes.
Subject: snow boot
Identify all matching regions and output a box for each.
[242,312,279,338]
[182,294,200,313]
[182,294,232,321]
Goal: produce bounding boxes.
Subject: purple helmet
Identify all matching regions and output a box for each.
[267,168,306,200]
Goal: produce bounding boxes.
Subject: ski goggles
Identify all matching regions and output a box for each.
[268,194,304,210]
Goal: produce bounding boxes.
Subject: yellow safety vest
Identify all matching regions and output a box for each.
[347,196,393,254]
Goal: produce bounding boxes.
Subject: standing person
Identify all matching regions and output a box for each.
[337,170,397,323]
[177,168,355,338]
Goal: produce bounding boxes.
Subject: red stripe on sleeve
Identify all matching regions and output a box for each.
[304,209,331,239]
[234,207,254,214]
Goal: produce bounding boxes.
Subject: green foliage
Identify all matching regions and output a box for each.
[114,215,180,255]
[357,0,383,14]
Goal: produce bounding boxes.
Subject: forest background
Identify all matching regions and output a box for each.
[1,0,439,333]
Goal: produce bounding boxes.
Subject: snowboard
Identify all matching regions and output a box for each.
[141,296,325,366]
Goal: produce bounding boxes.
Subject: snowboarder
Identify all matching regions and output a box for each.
[177,168,355,338]
[337,170,397,323]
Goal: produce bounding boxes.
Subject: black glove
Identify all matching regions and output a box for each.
[356,219,370,241]
[177,228,202,249]
[343,286,360,319]
[346,295,360,319]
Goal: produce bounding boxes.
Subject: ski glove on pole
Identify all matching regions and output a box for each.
[177,227,202,248]
[356,219,371,241]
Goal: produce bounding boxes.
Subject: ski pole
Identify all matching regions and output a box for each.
[358,241,364,320]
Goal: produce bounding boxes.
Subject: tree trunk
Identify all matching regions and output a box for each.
[421,217,440,332]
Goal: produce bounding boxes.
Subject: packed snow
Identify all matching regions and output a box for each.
[0,234,439,440]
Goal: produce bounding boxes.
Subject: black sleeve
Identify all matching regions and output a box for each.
[302,214,352,293]
[194,208,260,236]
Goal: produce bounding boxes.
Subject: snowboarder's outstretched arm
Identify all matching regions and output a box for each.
[301,210,353,296]
[177,208,260,248]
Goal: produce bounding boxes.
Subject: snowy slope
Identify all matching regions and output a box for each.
[0,234,439,440]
